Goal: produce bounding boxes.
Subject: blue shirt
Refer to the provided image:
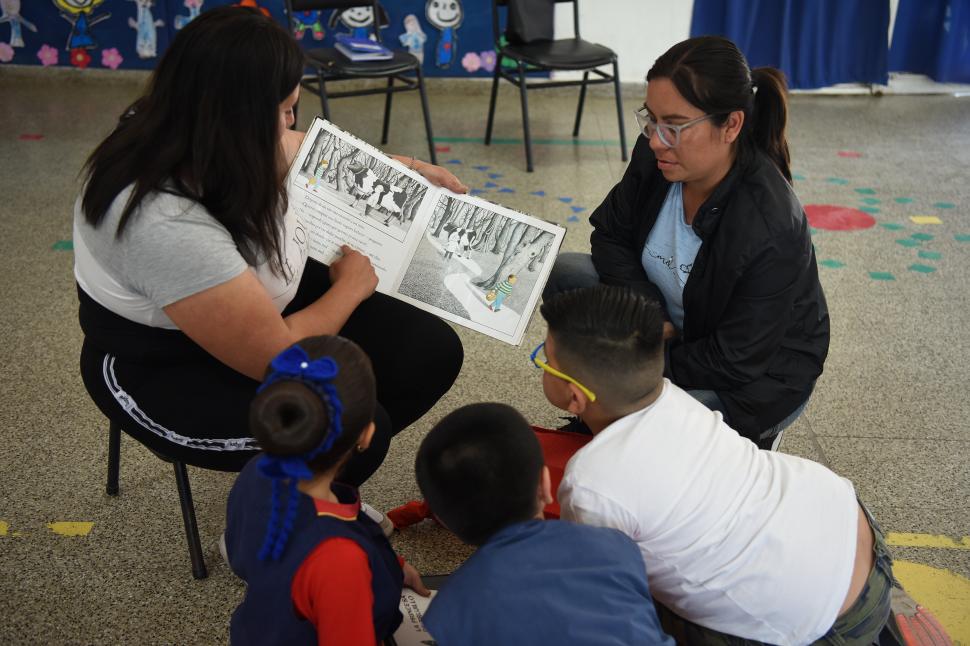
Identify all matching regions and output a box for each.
[423,520,672,646]
[641,183,702,329]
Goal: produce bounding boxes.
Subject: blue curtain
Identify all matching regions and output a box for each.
[690,0,890,89]
[890,0,970,83]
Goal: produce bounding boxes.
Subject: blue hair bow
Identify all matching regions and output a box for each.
[255,344,345,561]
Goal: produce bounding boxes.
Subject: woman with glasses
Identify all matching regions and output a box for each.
[544,36,829,448]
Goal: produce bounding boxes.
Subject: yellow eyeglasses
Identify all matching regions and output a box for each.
[530,342,597,402]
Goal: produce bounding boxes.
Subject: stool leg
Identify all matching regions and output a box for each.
[416,67,437,166]
[173,462,208,579]
[484,63,501,146]
[573,71,589,137]
[381,76,394,145]
[517,62,534,173]
[107,421,121,496]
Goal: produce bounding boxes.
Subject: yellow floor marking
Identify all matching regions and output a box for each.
[910,215,943,225]
[47,522,94,537]
[0,521,7,536]
[888,532,970,550]
[894,560,970,643]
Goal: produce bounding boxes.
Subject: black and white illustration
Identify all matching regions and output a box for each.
[397,194,560,339]
[297,128,428,243]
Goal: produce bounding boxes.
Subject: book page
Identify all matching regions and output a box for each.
[287,117,439,294]
[393,192,565,345]
[392,589,437,646]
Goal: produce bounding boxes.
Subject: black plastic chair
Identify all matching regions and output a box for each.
[485,0,627,172]
[106,420,208,579]
[284,0,437,165]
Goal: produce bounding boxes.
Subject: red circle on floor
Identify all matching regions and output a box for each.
[805,204,876,231]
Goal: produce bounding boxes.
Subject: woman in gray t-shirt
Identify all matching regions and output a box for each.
[75,6,466,482]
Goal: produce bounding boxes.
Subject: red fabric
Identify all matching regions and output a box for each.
[532,425,592,519]
[387,500,434,529]
[291,537,378,646]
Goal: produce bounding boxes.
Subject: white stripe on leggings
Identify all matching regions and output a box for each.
[102,354,259,452]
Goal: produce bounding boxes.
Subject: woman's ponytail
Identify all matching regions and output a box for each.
[750,67,792,183]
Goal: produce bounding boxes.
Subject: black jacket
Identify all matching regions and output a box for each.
[590,138,829,439]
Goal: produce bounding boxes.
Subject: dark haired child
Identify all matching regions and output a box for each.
[415,403,672,646]
[538,285,894,645]
[225,336,428,646]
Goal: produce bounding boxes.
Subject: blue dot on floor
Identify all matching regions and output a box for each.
[485,181,498,188]
[558,197,573,203]
[445,159,462,165]
[567,215,580,222]
[531,190,546,197]
[498,187,514,193]
[473,165,490,171]
[570,206,586,213]
[488,172,503,179]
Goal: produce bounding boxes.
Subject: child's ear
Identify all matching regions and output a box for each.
[357,422,376,450]
[565,383,590,416]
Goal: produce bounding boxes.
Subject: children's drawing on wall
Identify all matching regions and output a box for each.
[328,4,389,41]
[174,0,203,31]
[53,0,110,51]
[399,14,426,64]
[425,0,463,69]
[297,128,428,244]
[292,10,325,41]
[129,0,164,59]
[397,194,555,334]
[0,0,37,48]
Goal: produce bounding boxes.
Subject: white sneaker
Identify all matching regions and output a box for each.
[360,502,394,537]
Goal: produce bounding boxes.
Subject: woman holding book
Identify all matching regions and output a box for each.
[74,6,466,485]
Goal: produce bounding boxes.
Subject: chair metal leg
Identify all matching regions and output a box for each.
[517,63,534,172]
[484,64,501,146]
[573,71,589,137]
[317,72,331,121]
[416,68,437,166]
[381,77,394,145]
[173,462,208,580]
[106,420,121,496]
[612,60,628,162]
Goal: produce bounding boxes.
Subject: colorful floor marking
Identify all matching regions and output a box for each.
[896,239,921,247]
[918,251,942,260]
[869,272,895,281]
[19,133,44,140]
[893,560,970,643]
[531,190,546,197]
[488,173,502,179]
[558,197,573,204]
[444,159,462,165]
[895,197,914,204]
[911,215,943,225]
[434,145,451,153]
[498,187,514,193]
[484,181,498,188]
[52,240,73,251]
[570,206,586,213]
[888,533,970,550]
[567,215,580,222]
[473,165,489,171]
[911,233,934,241]
[792,173,806,181]
[47,522,94,537]
[860,206,880,214]
[469,189,485,195]
[805,205,876,231]
[838,150,863,158]
[855,187,877,195]
[933,202,955,209]
[0,521,7,536]
[909,264,937,273]
[881,223,905,231]
[819,259,846,268]
[955,234,970,242]
[861,197,881,205]
[826,177,849,185]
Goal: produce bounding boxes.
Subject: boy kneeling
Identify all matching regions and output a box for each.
[538,286,894,645]
[416,403,673,645]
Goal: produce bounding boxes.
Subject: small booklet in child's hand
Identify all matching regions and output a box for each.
[388,588,437,646]
[288,117,566,345]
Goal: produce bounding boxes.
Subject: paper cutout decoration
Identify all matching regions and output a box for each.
[329,4,389,41]
[426,0,463,69]
[174,0,203,30]
[53,0,110,51]
[0,0,37,48]
[399,13,426,63]
[129,0,164,59]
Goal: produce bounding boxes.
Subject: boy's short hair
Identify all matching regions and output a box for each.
[416,403,543,546]
[540,286,665,409]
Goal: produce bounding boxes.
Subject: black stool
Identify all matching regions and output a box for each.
[106,420,207,579]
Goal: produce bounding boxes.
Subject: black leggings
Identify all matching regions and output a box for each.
[79,259,464,485]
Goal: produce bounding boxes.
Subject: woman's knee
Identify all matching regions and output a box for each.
[543,252,600,300]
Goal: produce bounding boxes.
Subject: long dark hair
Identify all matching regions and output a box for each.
[647,36,791,182]
[80,6,305,270]
[250,336,377,476]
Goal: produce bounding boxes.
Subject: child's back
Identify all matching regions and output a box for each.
[424,518,672,646]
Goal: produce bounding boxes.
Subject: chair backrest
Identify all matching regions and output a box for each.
[491,0,579,45]
[285,0,385,43]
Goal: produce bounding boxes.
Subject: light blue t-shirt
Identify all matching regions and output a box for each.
[641,183,702,329]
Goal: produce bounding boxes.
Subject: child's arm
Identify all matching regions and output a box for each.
[291,537,377,646]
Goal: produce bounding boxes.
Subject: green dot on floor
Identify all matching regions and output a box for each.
[908,264,937,274]
[933,202,955,209]
[894,197,913,204]
[880,223,905,231]
[911,233,934,241]
[896,238,921,247]
[869,272,895,281]
[918,250,942,260]
[855,188,877,195]
[819,259,845,268]
[52,240,73,251]
[793,173,806,181]
[860,206,880,214]
[956,234,970,242]
[826,177,849,185]
[861,198,881,205]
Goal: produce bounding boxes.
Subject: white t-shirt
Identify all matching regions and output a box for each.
[559,380,858,645]
[74,186,309,329]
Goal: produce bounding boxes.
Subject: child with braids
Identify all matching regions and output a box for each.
[225,335,429,646]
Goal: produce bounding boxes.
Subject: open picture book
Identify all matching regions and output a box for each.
[288,117,566,345]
